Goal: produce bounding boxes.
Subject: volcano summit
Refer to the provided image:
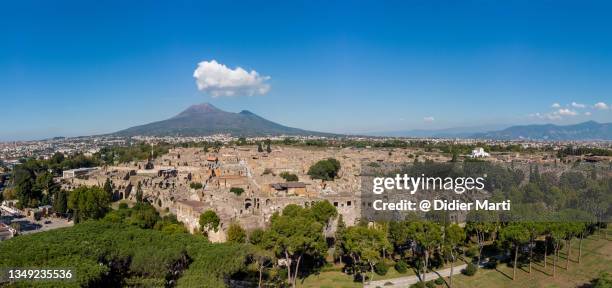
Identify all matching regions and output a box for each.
[114,103,331,137]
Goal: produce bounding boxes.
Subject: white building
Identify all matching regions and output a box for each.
[470,147,490,158]
[62,167,98,179]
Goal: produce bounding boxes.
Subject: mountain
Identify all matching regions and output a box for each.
[472,121,612,140]
[371,124,510,138]
[114,103,333,137]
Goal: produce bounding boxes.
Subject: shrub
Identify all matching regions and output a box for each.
[425,281,436,288]
[434,277,445,285]
[279,172,298,182]
[374,262,388,276]
[462,263,478,276]
[465,246,478,258]
[189,182,203,189]
[591,272,612,288]
[410,282,426,288]
[394,260,408,273]
[226,222,247,243]
[118,202,129,209]
[230,187,244,196]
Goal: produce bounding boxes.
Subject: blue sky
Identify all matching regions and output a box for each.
[1,0,611,140]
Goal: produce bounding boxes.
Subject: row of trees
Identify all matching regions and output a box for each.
[338,213,600,286]
[198,200,606,288]
[199,201,337,287]
[3,152,103,209]
[264,137,552,155]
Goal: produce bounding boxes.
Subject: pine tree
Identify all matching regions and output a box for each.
[136,181,143,203]
[53,190,68,214]
[103,178,113,198]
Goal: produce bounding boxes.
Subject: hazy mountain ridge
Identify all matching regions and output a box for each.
[114,103,334,137]
[370,121,611,140]
[472,121,612,140]
[114,104,611,140]
[372,124,510,138]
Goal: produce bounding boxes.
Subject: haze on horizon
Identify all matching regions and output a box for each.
[1,0,612,141]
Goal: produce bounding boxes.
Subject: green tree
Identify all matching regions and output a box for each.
[466,210,498,265]
[53,189,68,214]
[523,222,545,274]
[415,222,442,283]
[334,214,347,264]
[35,171,59,202]
[67,186,111,223]
[249,228,267,246]
[309,200,338,228]
[266,141,272,153]
[135,181,143,203]
[199,210,220,234]
[103,178,113,198]
[388,220,419,258]
[230,187,244,196]
[250,246,274,288]
[266,205,327,287]
[562,221,585,271]
[307,158,341,181]
[499,224,530,280]
[341,225,390,284]
[444,224,465,288]
[227,222,247,243]
[13,165,40,208]
[128,203,161,229]
[549,223,568,277]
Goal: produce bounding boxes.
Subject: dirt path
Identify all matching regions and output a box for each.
[365,264,468,288]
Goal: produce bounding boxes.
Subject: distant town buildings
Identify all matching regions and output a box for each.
[0,134,610,243]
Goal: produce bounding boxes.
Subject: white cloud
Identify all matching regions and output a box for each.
[423,116,435,122]
[594,102,609,110]
[531,112,561,121]
[585,111,592,116]
[571,102,586,108]
[193,60,271,97]
[551,103,561,108]
[557,108,577,116]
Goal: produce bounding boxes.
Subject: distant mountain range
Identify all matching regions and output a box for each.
[372,124,510,138]
[472,121,612,140]
[113,103,611,140]
[377,121,611,140]
[114,103,333,137]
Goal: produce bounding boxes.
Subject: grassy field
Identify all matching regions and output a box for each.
[300,258,464,287]
[300,229,611,288]
[452,231,612,288]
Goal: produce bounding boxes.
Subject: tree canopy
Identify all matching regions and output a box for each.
[307,158,341,181]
